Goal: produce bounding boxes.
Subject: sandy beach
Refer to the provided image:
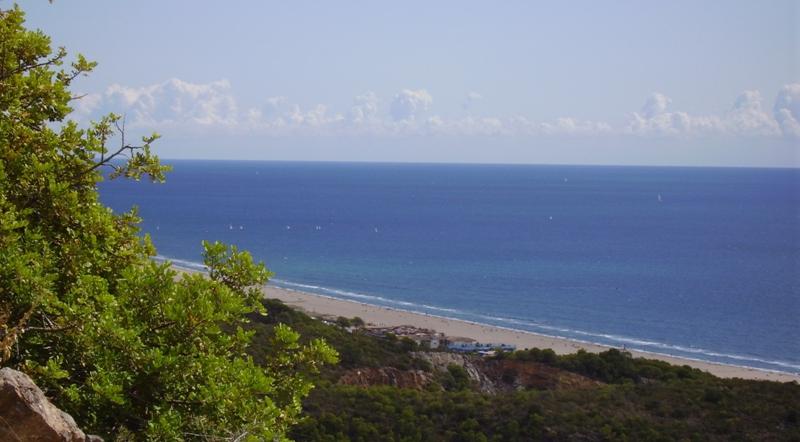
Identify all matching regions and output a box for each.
[261,284,800,383]
[174,265,797,382]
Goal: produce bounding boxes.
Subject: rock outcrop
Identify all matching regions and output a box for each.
[413,351,599,393]
[338,352,600,394]
[0,367,99,441]
[412,351,498,393]
[338,367,434,389]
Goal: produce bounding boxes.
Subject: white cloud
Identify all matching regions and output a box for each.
[774,83,800,137]
[423,116,506,136]
[104,78,238,126]
[625,92,713,136]
[243,108,263,126]
[725,90,780,136]
[70,79,800,145]
[390,89,433,121]
[288,104,344,128]
[539,117,612,136]
[625,90,785,137]
[252,103,346,136]
[349,91,380,124]
[641,92,672,119]
[417,115,610,137]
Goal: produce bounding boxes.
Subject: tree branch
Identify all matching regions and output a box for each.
[0,50,66,82]
[24,324,78,333]
[0,304,36,364]
[82,115,146,177]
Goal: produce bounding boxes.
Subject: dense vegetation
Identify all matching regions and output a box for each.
[292,380,799,441]
[0,6,335,440]
[499,347,708,384]
[249,298,800,441]
[247,299,429,378]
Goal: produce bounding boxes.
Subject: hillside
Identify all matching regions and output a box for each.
[246,298,800,441]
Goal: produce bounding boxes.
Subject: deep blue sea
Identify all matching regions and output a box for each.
[99,161,800,374]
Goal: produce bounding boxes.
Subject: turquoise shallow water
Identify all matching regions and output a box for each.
[100,161,800,374]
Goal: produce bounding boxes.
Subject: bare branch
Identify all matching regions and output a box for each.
[24,324,78,333]
[0,304,36,364]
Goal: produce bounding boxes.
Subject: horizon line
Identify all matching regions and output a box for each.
[152,157,800,170]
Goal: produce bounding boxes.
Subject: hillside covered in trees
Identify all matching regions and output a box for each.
[249,299,800,441]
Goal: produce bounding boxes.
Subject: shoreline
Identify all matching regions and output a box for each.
[174,265,799,382]
[262,285,800,383]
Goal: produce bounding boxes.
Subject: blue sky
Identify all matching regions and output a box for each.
[19,0,800,166]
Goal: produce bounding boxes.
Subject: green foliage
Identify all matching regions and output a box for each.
[330,315,365,329]
[292,377,800,441]
[335,316,352,328]
[0,5,335,440]
[505,347,711,384]
[247,299,426,376]
[435,364,472,392]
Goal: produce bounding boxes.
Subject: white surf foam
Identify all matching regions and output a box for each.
[160,256,800,374]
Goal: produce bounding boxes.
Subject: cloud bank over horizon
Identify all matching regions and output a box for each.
[74,78,800,144]
[23,0,797,166]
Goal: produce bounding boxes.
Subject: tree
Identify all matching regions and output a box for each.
[0,5,336,440]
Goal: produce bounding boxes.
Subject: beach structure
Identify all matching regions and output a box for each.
[365,326,445,349]
[408,334,442,349]
[366,327,516,353]
[446,341,516,353]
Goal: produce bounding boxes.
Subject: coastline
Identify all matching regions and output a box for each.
[174,265,799,382]
[261,285,800,383]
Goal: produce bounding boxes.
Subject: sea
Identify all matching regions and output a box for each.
[99,160,800,375]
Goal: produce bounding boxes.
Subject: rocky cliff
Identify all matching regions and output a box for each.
[338,367,434,389]
[337,352,599,393]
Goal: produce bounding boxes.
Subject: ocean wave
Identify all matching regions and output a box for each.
[272,279,461,314]
[159,255,800,374]
[155,255,208,271]
[273,279,800,373]
[476,315,800,372]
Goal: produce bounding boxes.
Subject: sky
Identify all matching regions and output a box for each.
[17,0,800,167]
